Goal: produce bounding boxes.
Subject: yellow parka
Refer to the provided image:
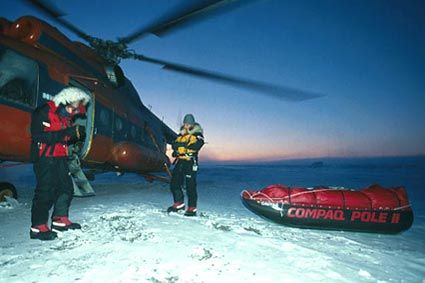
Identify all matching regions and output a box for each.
[173,123,204,161]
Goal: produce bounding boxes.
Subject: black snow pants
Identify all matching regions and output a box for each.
[170,159,198,208]
[31,157,74,226]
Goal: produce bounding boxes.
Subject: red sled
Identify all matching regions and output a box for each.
[241,184,413,234]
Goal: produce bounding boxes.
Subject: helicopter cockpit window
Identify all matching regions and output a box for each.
[0,46,38,108]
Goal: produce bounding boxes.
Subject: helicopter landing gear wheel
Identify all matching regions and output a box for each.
[0,182,17,202]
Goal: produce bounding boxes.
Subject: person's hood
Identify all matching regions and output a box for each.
[180,123,203,135]
[53,87,91,107]
[183,114,196,125]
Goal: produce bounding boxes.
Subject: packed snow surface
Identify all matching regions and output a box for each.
[1,158,424,282]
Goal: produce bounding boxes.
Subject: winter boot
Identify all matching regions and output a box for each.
[52,216,81,231]
[167,202,185,213]
[184,207,197,217]
[30,224,58,241]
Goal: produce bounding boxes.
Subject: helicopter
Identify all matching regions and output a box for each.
[0,0,322,201]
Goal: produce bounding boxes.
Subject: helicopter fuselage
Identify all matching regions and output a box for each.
[0,16,176,174]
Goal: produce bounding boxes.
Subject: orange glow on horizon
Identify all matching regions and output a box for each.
[197,145,424,163]
[199,147,331,162]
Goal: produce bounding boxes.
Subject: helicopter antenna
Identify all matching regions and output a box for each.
[177,109,182,129]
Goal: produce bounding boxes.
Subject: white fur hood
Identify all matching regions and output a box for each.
[180,123,203,135]
[53,87,91,107]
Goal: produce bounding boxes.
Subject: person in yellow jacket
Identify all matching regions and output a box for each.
[167,114,204,216]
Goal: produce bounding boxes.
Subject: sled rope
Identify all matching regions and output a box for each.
[243,188,343,202]
[393,204,411,211]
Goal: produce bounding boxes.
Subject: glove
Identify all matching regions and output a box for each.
[62,126,79,142]
[63,125,85,143]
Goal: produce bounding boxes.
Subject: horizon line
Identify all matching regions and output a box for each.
[199,154,425,164]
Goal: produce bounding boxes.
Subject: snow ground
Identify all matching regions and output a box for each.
[1,162,425,283]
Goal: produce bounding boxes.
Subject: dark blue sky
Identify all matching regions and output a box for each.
[2,0,424,161]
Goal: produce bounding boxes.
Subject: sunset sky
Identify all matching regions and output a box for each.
[2,0,424,161]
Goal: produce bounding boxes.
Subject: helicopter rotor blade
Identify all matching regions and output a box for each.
[22,0,94,42]
[118,0,250,45]
[129,53,323,102]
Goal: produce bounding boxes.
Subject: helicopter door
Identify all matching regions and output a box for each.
[68,80,94,159]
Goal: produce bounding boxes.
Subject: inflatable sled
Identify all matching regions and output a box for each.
[241,184,413,234]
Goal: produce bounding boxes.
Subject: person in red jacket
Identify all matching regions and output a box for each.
[30,87,90,241]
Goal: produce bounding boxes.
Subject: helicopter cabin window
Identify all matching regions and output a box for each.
[0,46,38,108]
[115,116,123,132]
[140,129,145,142]
[105,65,125,88]
[130,125,137,139]
[140,122,147,142]
[100,109,110,126]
